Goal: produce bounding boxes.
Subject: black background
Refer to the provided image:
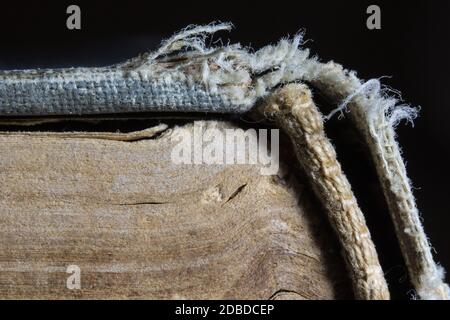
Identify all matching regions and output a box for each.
[0,0,448,299]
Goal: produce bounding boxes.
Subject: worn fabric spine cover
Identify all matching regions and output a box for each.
[0,23,448,300]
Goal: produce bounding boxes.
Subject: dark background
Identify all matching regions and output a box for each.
[0,0,448,299]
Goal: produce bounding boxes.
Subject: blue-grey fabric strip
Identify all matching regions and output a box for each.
[0,69,247,116]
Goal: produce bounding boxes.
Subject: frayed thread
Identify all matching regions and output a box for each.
[324,78,420,128]
[417,265,450,300]
[138,24,419,129]
[128,23,318,108]
[304,60,448,300]
[324,79,381,121]
[150,22,234,62]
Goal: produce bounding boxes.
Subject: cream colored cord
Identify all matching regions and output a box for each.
[262,83,390,300]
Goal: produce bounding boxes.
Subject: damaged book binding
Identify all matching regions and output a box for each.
[0,22,448,300]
